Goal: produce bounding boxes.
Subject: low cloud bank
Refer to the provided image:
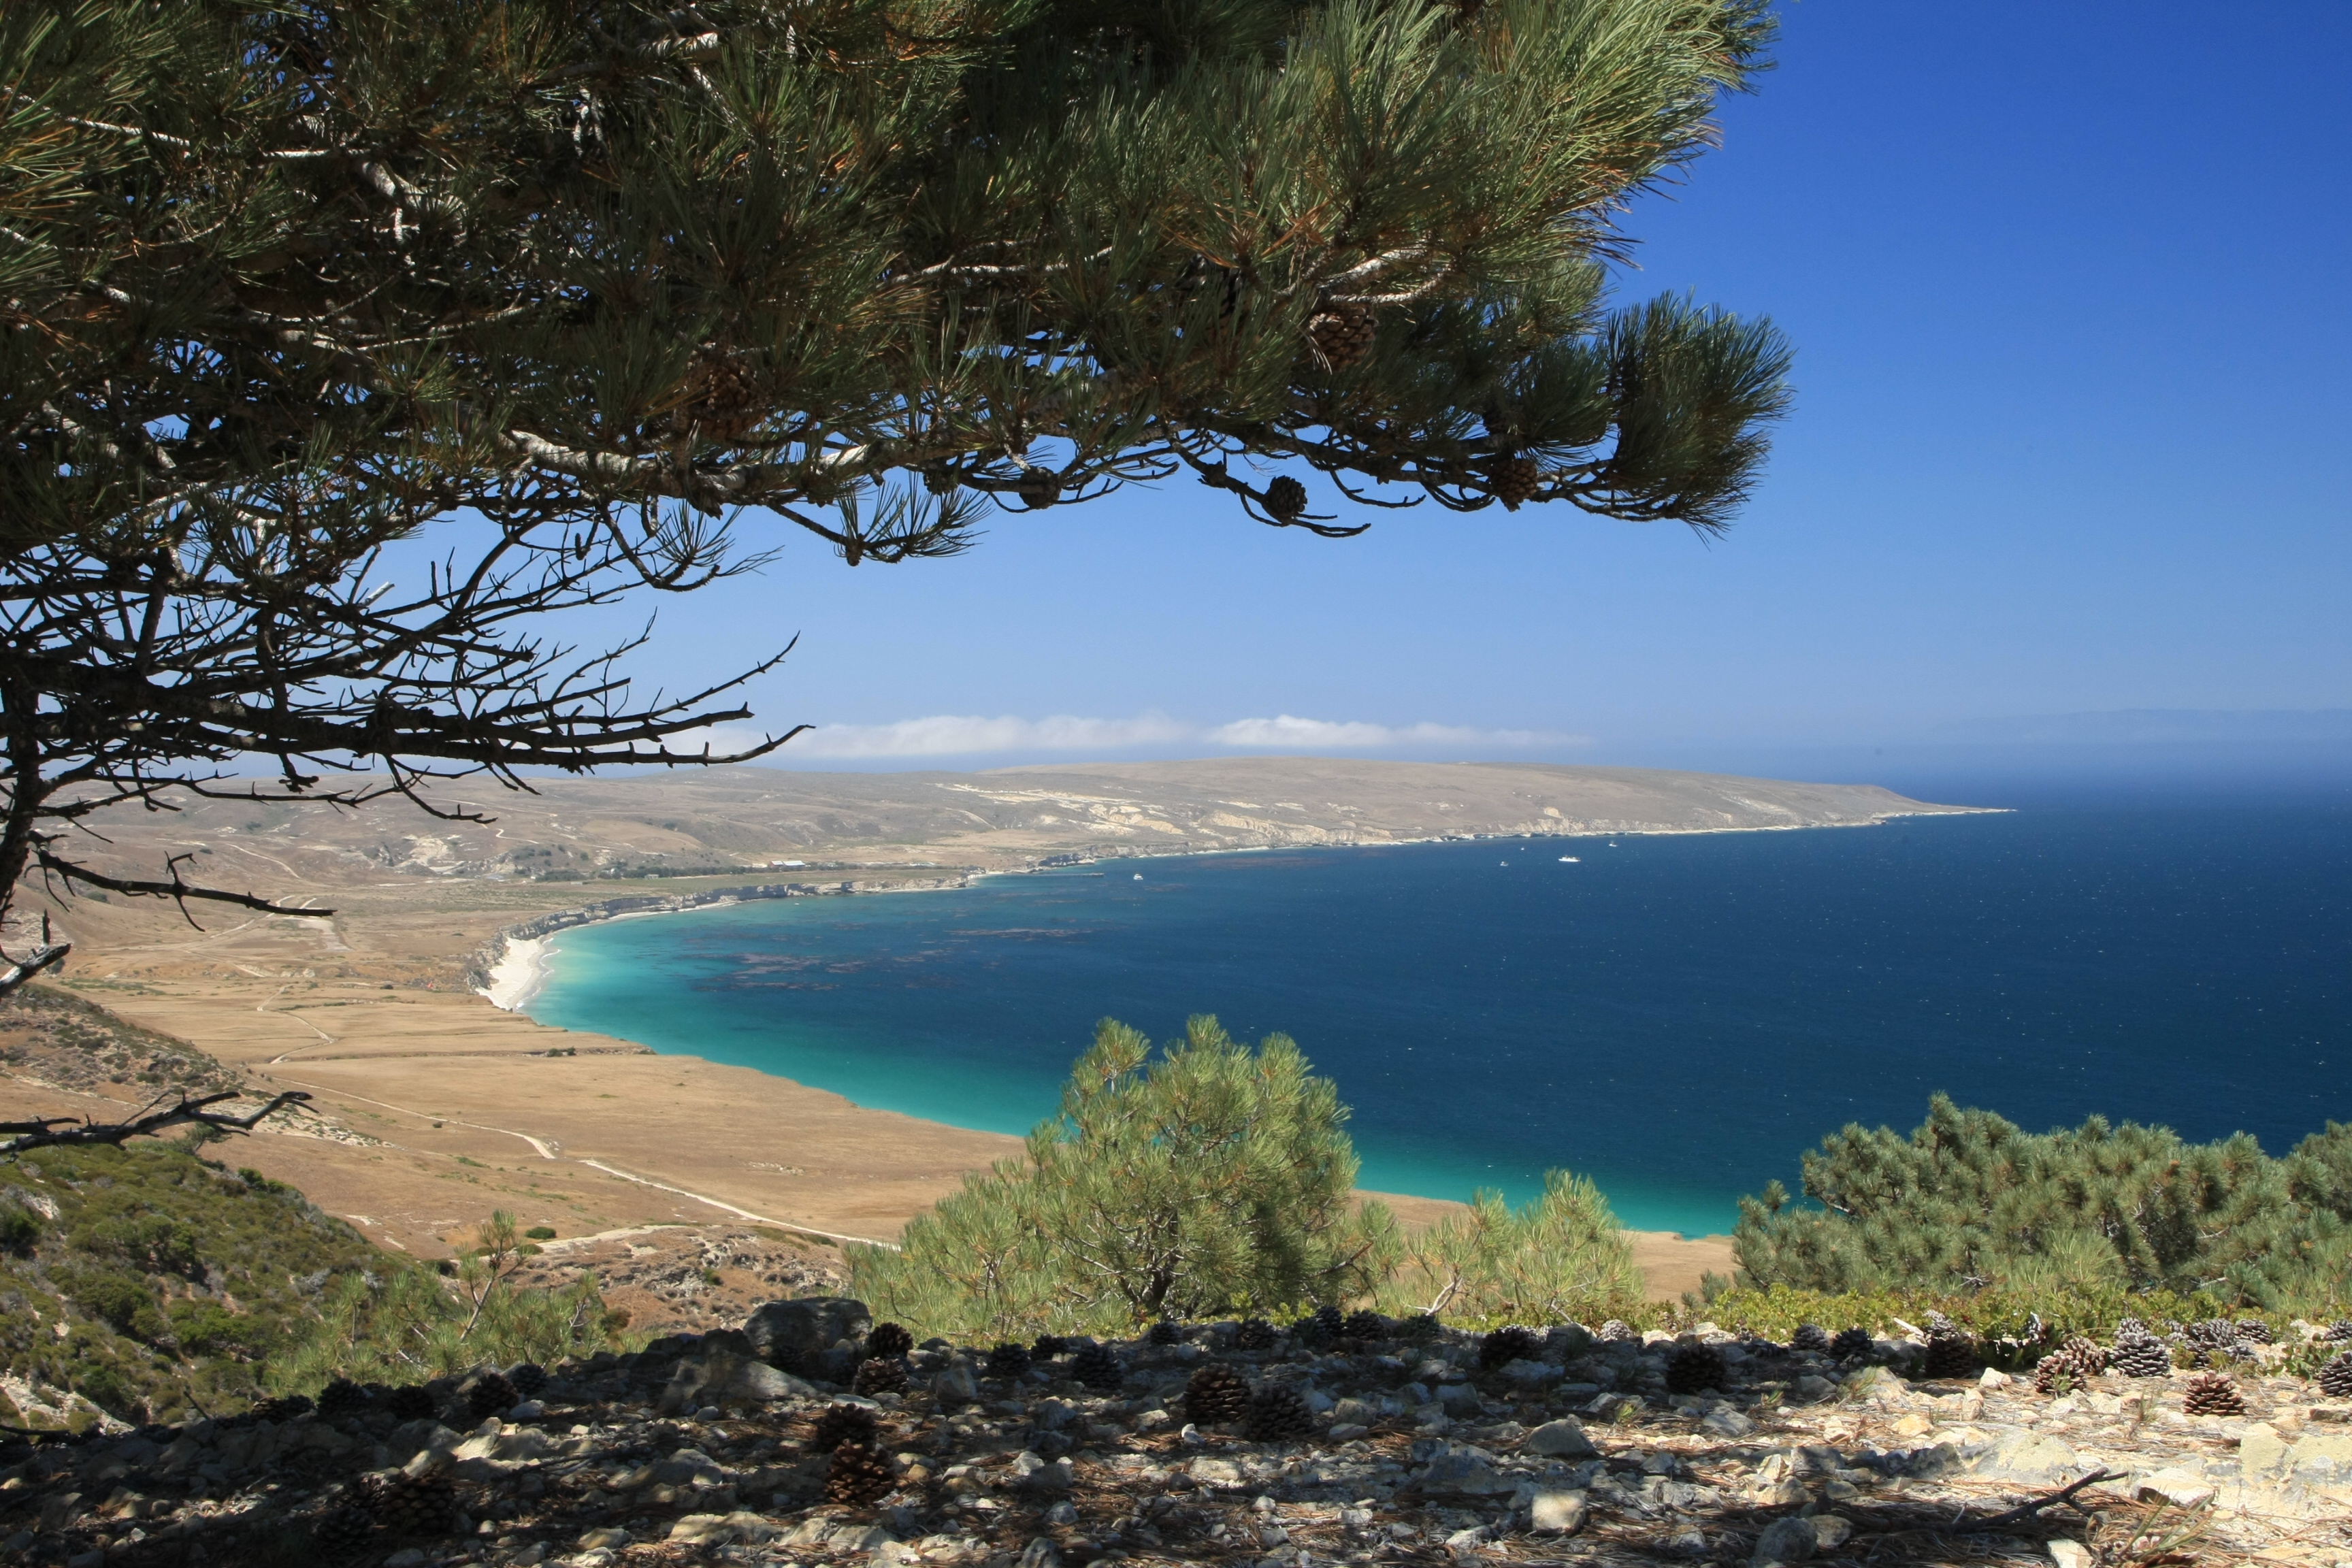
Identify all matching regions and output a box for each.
[771,711,1582,760]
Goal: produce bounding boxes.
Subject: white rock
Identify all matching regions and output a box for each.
[2134,1469,2216,1507]
[1527,1488,1588,1533]
[1978,1368,2012,1388]
[1810,1516,1853,1549]
[2048,1541,2093,1568]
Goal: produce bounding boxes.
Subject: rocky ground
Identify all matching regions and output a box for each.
[3,1309,2349,1568]
[506,1228,849,1343]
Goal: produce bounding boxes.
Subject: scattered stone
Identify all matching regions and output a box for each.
[1527,1487,1588,1533]
[1752,1514,1818,1565]
[1525,1417,1598,1457]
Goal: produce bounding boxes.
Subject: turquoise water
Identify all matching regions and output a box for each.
[525,788,2352,1236]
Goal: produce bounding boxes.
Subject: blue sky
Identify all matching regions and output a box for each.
[589,1,2352,779]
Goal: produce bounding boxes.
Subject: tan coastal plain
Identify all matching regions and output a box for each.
[8,758,1983,1298]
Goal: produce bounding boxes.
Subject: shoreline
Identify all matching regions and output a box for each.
[472,807,2000,1011]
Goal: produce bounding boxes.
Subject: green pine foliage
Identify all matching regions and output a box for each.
[1733,1094,2352,1311]
[270,1211,622,1392]
[849,1016,1400,1339]
[6,0,1791,553]
[1375,1169,1644,1326]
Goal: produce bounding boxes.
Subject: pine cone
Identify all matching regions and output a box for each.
[1599,1320,1639,1344]
[1303,1305,1346,1345]
[384,1385,436,1422]
[316,1379,371,1421]
[1016,470,1061,509]
[1185,1363,1252,1426]
[1032,1334,1071,1360]
[2182,1371,2246,1416]
[1264,475,1309,522]
[2108,1326,2172,1379]
[2034,1337,2108,1394]
[1148,1318,1184,1346]
[1234,1318,1276,1352]
[466,1371,518,1420]
[506,1362,547,1399]
[1480,1326,1541,1369]
[1923,1329,1980,1382]
[1830,1327,1874,1360]
[1789,1324,1830,1354]
[810,1403,879,1453]
[1399,1313,1441,1342]
[1071,1341,1124,1391]
[985,1342,1032,1380]
[2182,1320,2242,1361]
[1345,1310,1388,1343]
[853,1357,909,1396]
[365,1471,457,1537]
[1244,1385,1315,1443]
[1306,301,1377,370]
[2324,1320,2352,1343]
[1488,455,1541,508]
[313,1503,376,1556]
[2319,1350,2352,1400]
[825,1440,897,1507]
[868,1322,915,1360]
[2235,1318,2274,1345]
[1665,1343,1728,1395]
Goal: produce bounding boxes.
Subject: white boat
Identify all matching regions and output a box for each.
[1559,855,1579,863]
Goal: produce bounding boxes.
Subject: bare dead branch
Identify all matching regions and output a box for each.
[0,1090,312,1155]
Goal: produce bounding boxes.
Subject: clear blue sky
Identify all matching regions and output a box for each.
[588,1,2352,780]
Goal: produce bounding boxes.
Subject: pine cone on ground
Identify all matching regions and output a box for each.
[1264,476,1309,523]
[1830,1327,1874,1360]
[1599,1320,1638,1343]
[2236,1318,2274,1345]
[2323,1320,2352,1343]
[1185,1363,1252,1426]
[1480,1326,1542,1369]
[1307,301,1377,370]
[1665,1343,1728,1396]
[385,1386,436,1422]
[1399,1313,1441,1342]
[1790,1324,1831,1355]
[2108,1324,2172,1379]
[2182,1320,2242,1362]
[1244,1385,1315,1443]
[1488,455,1541,508]
[2182,1371,2246,1416]
[1923,1328,1980,1381]
[853,1357,909,1397]
[985,1343,1032,1380]
[2034,1337,2108,1394]
[312,1503,376,1557]
[1148,1318,1184,1346]
[867,1322,915,1360]
[1304,1304,1346,1344]
[466,1371,518,1420]
[366,1471,457,1537]
[1345,1310,1388,1342]
[810,1403,879,1453]
[825,1440,897,1507]
[316,1380,371,1420]
[506,1362,547,1399]
[2319,1350,2352,1400]
[1235,1318,1276,1352]
[251,1394,312,1422]
[1072,1341,1124,1390]
[1031,1333,1070,1360]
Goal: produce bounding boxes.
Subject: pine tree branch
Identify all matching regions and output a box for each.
[0,1090,312,1154]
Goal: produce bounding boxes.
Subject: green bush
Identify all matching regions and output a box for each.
[1376,1171,1643,1327]
[167,1299,265,1358]
[54,1263,165,1340]
[1733,1094,2352,1312]
[851,1016,1399,1339]
[0,1202,39,1253]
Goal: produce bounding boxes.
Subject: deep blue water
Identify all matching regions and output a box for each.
[525,787,2352,1236]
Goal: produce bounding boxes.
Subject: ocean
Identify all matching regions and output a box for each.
[521,785,2352,1237]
